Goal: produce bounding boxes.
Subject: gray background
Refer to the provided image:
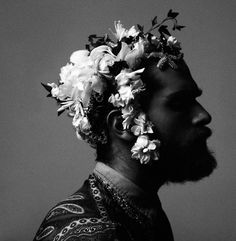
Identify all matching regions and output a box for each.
[0,0,235,240]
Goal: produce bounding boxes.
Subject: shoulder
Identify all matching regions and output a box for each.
[33,176,119,241]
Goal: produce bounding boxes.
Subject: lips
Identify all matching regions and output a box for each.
[191,127,212,147]
[198,127,212,139]
[188,127,212,146]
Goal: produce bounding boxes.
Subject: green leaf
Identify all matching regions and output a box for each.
[85,44,90,51]
[158,25,171,36]
[152,16,157,26]
[176,25,186,30]
[137,24,144,32]
[88,34,97,38]
[167,9,179,18]
[175,25,185,30]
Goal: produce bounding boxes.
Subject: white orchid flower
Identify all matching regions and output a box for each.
[108,85,134,108]
[130,113,153,136]
[115,68,145,87]
[131,135,160,164]
[121,104,136,129]
[112,21,139,41]
[108,93,123,107]
[118,85,134,105]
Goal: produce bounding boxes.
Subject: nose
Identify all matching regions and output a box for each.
[192,103,212,126]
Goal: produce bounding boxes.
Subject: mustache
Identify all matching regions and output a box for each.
[185,127,212,146]
[195,127,212,139]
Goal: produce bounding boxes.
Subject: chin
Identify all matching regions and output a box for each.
[161,143,217,184]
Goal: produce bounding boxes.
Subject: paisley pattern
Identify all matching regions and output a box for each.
[33,177,119,241]
[53,220,116,241]
[52,176,116,241]
[33,174,174,241]
[63,193,84,201]
[46,203,84,220]
[35,226,54,240]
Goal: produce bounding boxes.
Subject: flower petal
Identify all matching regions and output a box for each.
[70,50,90,64]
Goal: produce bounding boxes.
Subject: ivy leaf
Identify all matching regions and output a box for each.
[85,44,90,51]
[152,16,157,26]
[158,25,171,36]
[41,82,52,93]
[167,9,179,18]
[108,60,128,76]
[137,24,144,32]
[175,25,185,31]
[88,34,97,40]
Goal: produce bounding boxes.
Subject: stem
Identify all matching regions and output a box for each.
[145,17,175,34]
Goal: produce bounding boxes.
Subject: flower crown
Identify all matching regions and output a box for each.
[42,10,185,164]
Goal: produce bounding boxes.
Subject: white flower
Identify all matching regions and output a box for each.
[130,113,153,136]
[115,68,145,87]
[89,45,116,77]
[112,21,139,41]
[57,46,115,108]
[116,42,131,60]
[131,135,160,164]
[125,39,145,68]
[73,115,91,135]
[130,78,145,95]
[151,36,160,46]
[118,85,134,105]
[90,75,105,94]
[127,25,139,38]
[98,54,115,74]
[79,116,91,135]
[70,50,90,65]
[121,104,136,129]
[90,45,115,63]
[108,85,134,107]
[57,100,75,113]
[167,36,181,49]
[47,83,60,97]
[108,93,123,107]
[59,63,94,98]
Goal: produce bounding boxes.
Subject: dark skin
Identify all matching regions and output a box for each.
[105,60,216,196]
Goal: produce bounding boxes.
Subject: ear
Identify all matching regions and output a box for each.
[106,110,134,142]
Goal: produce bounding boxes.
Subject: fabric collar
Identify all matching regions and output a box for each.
[93,161,162,220]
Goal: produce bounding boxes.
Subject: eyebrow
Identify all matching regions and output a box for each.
[167,88,203,99]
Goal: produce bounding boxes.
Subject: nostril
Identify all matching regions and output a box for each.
[192,110,212,126]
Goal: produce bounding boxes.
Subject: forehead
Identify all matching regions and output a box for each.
[146,61,200,96]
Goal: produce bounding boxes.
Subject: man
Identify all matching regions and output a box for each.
[34,11,216,241]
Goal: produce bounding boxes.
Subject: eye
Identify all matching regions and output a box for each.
[169,97,195,111]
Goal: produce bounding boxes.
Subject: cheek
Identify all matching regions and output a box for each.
[148,109,189,143]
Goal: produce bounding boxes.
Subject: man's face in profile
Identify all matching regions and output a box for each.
[144,60,217,183]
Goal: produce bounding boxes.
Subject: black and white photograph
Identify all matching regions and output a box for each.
[1,1,235,240]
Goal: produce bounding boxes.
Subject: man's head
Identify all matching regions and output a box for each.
[43,12,216,185]
[105,59,216,184]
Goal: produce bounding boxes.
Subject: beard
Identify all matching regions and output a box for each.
[157,128,217,184]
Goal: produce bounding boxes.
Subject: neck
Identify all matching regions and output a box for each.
[105,138,166,195]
